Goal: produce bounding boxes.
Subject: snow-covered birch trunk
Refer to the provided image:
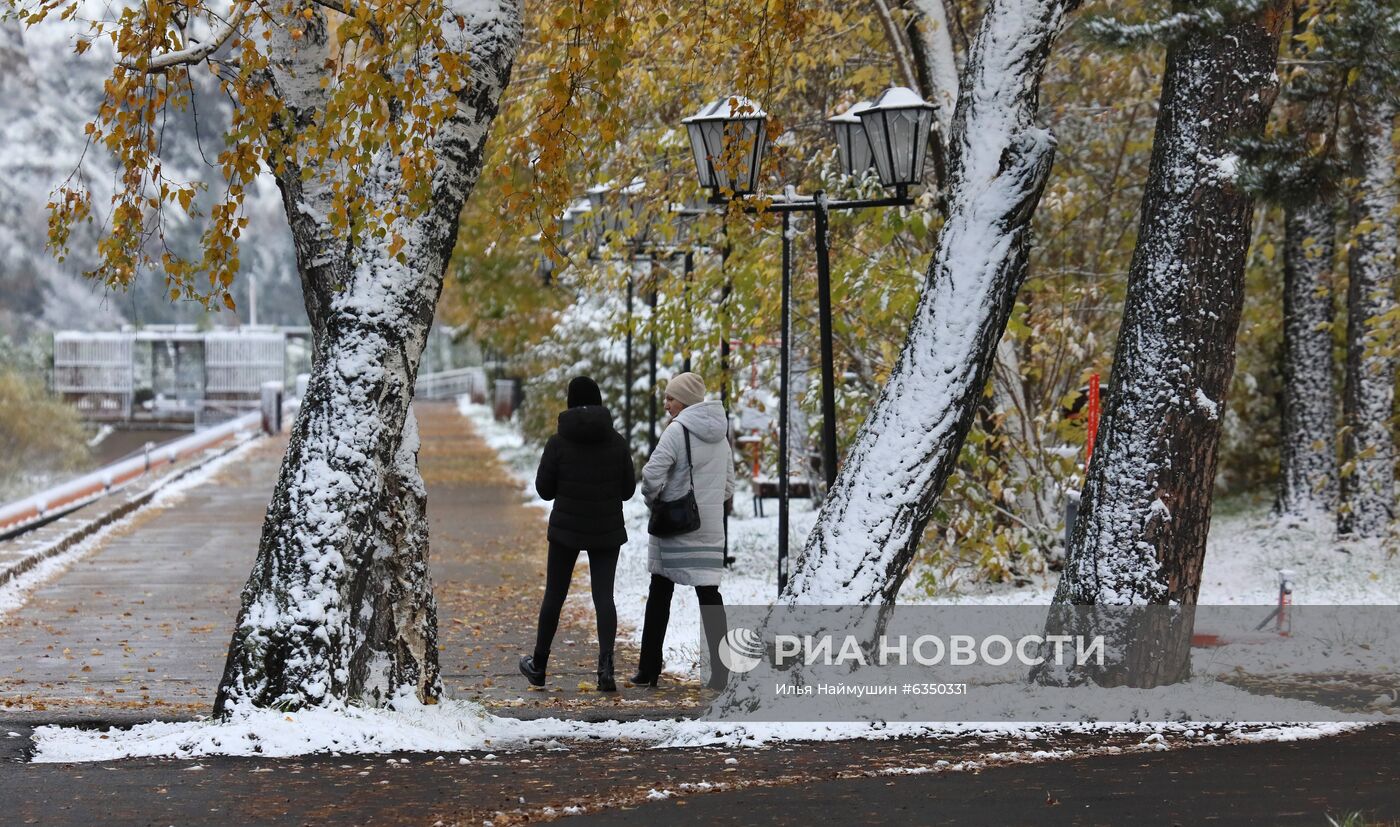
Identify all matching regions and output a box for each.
[906,0,961,143]
[1276,30,1341,523]
[1277,195,1339,520]
[213,1,522,714]
[1338,93,1398,538]
[781,0,1080,606]
[1037,5,1286,688]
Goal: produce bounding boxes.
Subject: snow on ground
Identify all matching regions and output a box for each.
[456,399,1398,677]
[906,506,1399,607]
[28,690,1368,762]
[1198,508,1399,604]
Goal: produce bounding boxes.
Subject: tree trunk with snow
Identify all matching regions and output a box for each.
[907,0,1061,548]
[1275,13,1341,523]
[781,0,1080,606]
[1338,93,1398,538]
[905,0,961,144]
[1277,195,1339,520]
[1038,5,1286,687]
[213,1,522,714]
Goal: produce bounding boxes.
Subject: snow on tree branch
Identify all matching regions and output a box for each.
[117,4,247,72]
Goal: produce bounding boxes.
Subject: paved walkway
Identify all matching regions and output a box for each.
[0,401,700,719]
[0,437,282,714]
[2,402,1393,825]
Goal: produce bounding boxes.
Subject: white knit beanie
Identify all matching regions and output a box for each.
[666,372,706,407]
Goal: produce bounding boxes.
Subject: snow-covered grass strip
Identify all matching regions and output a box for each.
[28,688,1370,762]
[456,396,1399,689]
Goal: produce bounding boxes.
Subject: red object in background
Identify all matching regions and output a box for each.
[1085,373,1101,463]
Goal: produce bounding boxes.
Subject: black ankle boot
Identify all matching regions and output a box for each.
[519,654,547,687]
[597,652,617,693]
[627,670,659,688]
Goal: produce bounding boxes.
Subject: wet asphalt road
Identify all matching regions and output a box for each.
[0,722,1396,825]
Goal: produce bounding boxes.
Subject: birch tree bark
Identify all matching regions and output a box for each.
[1338,92,1398,538]
[781,0,1081,606]
[905,0,961,142]
[1038,3,1286,687]
[213,1,523,714]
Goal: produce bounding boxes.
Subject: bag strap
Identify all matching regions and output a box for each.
[680,424,695,490]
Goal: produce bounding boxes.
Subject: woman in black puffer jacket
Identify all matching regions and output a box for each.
[519,376,636,692]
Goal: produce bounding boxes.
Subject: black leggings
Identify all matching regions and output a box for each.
[638,574,727,681]
[532,541,619,661]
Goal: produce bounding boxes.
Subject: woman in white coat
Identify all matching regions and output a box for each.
[632,372,734,690]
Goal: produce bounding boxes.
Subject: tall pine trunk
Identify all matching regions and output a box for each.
[214,1,522,714]
[1275,24,1340,521]
[1039,3,1286,687]
[781,0,1081,606]
[1278,197,1339,519]
[1338,93,1398,538]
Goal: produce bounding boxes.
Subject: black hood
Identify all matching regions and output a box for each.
[558,405,615,444]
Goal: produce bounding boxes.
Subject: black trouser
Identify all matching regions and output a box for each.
[532,541,619,662]
[637,574,728,684]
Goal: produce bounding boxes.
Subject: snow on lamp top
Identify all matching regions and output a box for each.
[827,100,875,179]
[858,86,935,189]
[682,95,769,196]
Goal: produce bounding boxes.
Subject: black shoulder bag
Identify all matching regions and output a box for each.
[648,425,703,538]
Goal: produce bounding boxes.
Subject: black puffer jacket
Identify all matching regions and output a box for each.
[535,405,636,550]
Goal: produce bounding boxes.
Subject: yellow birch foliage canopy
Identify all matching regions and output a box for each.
[10,0,479,310]
[481,0,811,253]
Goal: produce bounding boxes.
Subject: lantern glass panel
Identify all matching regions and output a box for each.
[686,122,714,189]
[728,118,768,195]
[683,97,768,195]
[832,121,874,178]
[859,87,935,188]
[700,119,728,188]
[828,101,874,179]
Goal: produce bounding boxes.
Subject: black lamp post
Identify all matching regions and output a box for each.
[586,181,695,452]
[681,88,935,594]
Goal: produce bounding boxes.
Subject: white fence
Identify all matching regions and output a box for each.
[206,331,286,397]
[0,397,298,539]
[52,332,136,420]
[52,329,288,422]
[415,367,488,402]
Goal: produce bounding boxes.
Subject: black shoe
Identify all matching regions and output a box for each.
[705,674,729,691]
[627,671,659,688]
[518,654,547,687]
[597,652,617,693]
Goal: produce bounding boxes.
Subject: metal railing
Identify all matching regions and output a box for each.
[0,398,297,539]
[2,364,484,539]
[415,367,488,402]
